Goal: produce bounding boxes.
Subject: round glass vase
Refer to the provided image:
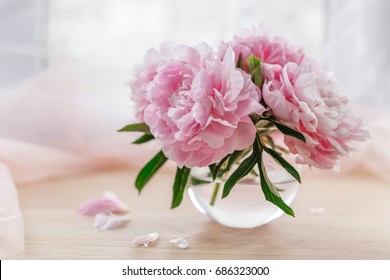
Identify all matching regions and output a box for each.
[187,154,299,229]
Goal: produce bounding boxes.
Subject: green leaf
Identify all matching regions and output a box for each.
[132,134,155,144]
[190,176,210,186]
[246,54,264,88]
[258,148,295,217]
[171,166,191,209]
[222,149,259,199]
[208,164,216,177]
[246,54,260,71]
[212,154,230,181]
[268,119,306,143]
[225,150,247,171]
[210,150,246,182]
[135,151,167,193]
[236,53,243,69]
[263,146,301,183]
[118,123,151,134]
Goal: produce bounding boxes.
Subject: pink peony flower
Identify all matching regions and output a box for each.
[262,61,368,169]
[218,26,305,70]
[130,42,175,122]
[143,44,265,168]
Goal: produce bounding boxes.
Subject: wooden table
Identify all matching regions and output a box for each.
[10,168,390,259]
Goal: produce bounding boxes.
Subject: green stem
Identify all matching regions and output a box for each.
[209,182,221,206]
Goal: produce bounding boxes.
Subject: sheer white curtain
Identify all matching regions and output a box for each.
[325,0,390,107]
[324,0,390,184]
[46,0,324,67]
[2,0,389,104]
[0,0,47,88]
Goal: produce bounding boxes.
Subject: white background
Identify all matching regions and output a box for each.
[2,260,390,280]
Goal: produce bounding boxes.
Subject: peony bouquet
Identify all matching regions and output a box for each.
[120,27,368,216]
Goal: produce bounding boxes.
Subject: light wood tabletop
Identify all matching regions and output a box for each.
[10,168,390,259]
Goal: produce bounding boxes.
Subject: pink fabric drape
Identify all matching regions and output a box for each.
[0,163,24,257]
[0,62,162,256]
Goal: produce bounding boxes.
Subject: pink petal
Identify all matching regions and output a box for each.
[169,238,189,249]
[132,232,159,247]
[102,191,130,212]
[93,213,130,230]
[235,117,257,150]
[78,190,129,216]
[78,198,125,216]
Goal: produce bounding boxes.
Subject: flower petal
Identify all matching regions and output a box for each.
[103,191,130,213]
[132,232,159,247]
[78,190,130,216]
[78,198,125,216]
[143,42,261,168]
[169,237,189,249]
[93,213,130,230]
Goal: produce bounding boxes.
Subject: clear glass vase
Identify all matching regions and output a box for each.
[187,154,299,229]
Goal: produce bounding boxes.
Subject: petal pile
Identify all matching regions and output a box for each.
[78,190,131,230]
